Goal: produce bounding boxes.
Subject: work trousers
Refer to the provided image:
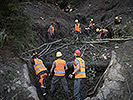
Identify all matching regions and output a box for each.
[38,71,48,98]
[50,75,69,97]
[74,78,85,100]
[101,32,108,39]
[74,31,81,41]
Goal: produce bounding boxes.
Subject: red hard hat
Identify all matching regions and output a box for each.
[74,49,81,57]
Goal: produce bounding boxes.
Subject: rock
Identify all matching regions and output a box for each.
[85,97,91,100]
[91,97,97,100]
[108,66,124,82]
[23,64,30,84]
[28,86,39,100]
[8,88,11,93]
[17,70,20,74]
[107,81,120,90]
[11,86,16,91]
[100,85,110,99]
[0,70,4,74]
[16,80,22,85]
[115,46,119,49]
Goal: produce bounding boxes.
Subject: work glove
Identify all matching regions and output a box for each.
[68,73,74,79]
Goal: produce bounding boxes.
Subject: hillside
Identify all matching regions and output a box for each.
[0,0,132,100]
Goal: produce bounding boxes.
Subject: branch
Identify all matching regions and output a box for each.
[21,39,63,55]
[44,43,71,56]
[87,51,114,96]
[39,44,52,57]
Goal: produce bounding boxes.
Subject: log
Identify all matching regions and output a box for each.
[83,41,109,44]
[84,37,133,44]
[96,37,133,41]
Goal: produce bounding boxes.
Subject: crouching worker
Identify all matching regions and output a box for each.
[50,51,70,99]
[96,28,108,39]
[32,52,49,99]
[69,49,86,100]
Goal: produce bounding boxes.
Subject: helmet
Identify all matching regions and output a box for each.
[91,19,93,21]
[75,19,78,23]
[115,16,118,19]
[33,52,38,56]
[119,17,122,19]
[56,51,62,57]
[32,52,38,58]
[96,28,99,32]
[74,49,81,57]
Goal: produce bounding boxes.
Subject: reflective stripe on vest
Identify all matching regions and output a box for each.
[54,59,66,76]
[74,57,86,78]
[75,23,81,32]
[34,58,47,75]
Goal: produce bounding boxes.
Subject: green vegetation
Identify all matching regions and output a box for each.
[0,0,35,49]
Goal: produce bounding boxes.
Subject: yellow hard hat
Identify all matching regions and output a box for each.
[96,28,99,32]
[56,51,62,57]
[91,19,93,21]
[93,23,95,25]
[115,16,118,19]
[119,17,122,19]
[75,19,78,23]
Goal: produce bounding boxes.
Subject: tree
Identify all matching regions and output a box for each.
[0,0,35,49]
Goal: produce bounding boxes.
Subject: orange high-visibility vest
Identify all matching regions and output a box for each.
[89,22,93,27]
[33,58,47,75]
[73,57,86,79]
[54,59,66,76]
[75,23,81,32]
[48,25,54,34]
[100,29,108,34]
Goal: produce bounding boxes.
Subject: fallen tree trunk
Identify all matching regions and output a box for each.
[84,37,133,44]
[83,41,109,44]
[96,37,133,41]
[44,61,109,71]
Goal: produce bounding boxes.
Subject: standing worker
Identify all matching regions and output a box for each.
[74,19,81,40]
[96,28,108,39]
[69,49,86,100]
[50,51,69,99]
[48,22,55,40]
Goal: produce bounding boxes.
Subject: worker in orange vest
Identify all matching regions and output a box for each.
[69,49,86,100]
[48,22,55,38]
[32,51,49,99]
[96,28,108,39]
[85,18,95,35]
[114,16,122,24]
[50,51,69,99]
[74,19,81,40]
[20,51,49,99]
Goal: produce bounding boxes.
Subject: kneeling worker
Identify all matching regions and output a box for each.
[96,28,108,39]
[50,51,69,99]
